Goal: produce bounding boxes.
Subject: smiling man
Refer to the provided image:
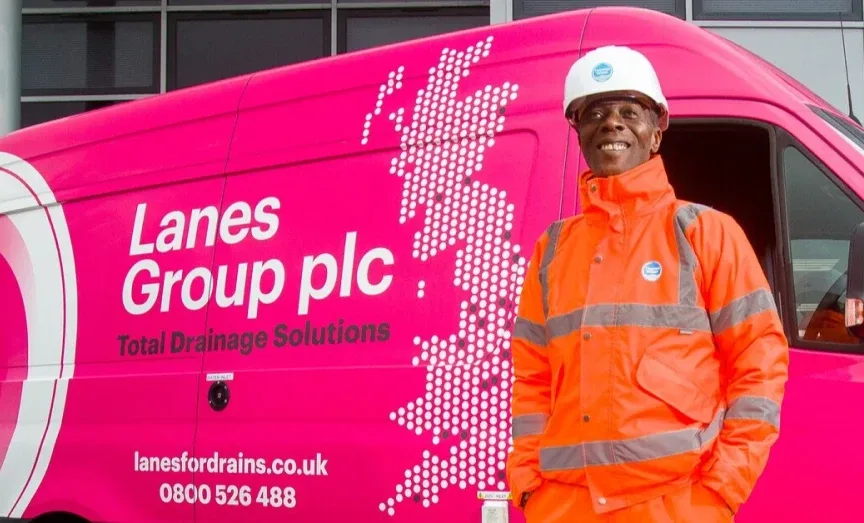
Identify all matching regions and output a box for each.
[506,46,789,522]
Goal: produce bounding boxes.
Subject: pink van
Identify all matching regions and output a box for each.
[2,5,864,523]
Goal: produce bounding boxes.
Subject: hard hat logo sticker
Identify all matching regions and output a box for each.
[592,62,613,82]
[641,261,662,282]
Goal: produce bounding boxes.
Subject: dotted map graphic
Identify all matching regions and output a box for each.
[362,35,528,517]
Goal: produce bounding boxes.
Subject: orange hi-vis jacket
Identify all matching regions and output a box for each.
[506,155,789,517]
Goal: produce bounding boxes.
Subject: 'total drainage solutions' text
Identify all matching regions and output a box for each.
[118,320,391,357]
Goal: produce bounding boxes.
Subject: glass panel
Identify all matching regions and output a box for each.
[695,0,860,20]
[514,0,682,20]
[169,0,325,5]
[344,14,489,52]
[338,0,487,3]
[170,14,328,90]
[20,100,125,128]
[24,1,159,6]
[811,106,864,151]
[21,16,158,96]
[782,146,864,344]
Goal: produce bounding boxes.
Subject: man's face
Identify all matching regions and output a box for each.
[574,96,662,178]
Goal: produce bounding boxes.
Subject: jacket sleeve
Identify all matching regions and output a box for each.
[691,209,790,514]
[506,226,555,509]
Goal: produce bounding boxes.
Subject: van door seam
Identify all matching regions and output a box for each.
[189,71,253,523]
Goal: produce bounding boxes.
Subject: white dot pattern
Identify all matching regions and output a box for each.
[363,67,406,145]
[365,36,526,516]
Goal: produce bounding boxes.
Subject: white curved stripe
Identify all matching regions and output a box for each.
[0,153,56,212]
[0,152,77,518]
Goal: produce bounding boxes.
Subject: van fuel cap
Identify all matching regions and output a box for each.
[208,381,230,411]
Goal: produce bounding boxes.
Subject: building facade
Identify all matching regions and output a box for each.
[2,0,863,134]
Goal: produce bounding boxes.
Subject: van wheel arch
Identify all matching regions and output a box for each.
[30,512,90,523]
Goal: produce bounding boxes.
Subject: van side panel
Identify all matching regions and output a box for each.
[190,23,583,522]
[0,88,241,521]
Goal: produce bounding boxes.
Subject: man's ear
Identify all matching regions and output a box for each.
[651,128,662,153]
[573,122,585,142]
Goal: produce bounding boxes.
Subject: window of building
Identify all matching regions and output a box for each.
[17,1,491,128]
[782,145,864,346]
[167,11,329,90]
[168,0,323,5]
[338,0,484,3]
[693,0,863,21]
[513,0,685,20]
[20,100,125,128]
[338,7,489,53]
[24,1,159,6]
[21,13,160,96]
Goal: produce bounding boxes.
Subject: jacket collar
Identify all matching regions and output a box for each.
[579,154,676,222]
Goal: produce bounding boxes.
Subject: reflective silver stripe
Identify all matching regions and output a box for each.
[539,220,563,319]
[547,304,710,341]
[726,395,781,429]
[674,203,710,307]
[513,316,547,347]
[583,304,710,331]
[710,288,777,334]
[539,408,725,472]
[547,308,583,339]
[512,413,549,438]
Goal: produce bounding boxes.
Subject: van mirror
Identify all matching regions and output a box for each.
[845,222,864,337]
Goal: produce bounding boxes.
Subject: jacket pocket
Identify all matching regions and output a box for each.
[635,352,717,425]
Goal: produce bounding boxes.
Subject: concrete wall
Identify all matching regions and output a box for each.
[0,0,21,136]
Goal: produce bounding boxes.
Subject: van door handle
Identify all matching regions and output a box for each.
[208,381,230,412]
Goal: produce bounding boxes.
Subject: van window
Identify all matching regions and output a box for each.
[662,121,778,304]
[782,145,864,345]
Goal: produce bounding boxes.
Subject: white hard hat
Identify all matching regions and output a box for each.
[563,45,669,130]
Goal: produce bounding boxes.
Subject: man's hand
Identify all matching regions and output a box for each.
[520,491,533,509]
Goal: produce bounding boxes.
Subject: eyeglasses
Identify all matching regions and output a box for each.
[566,96,659,128]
